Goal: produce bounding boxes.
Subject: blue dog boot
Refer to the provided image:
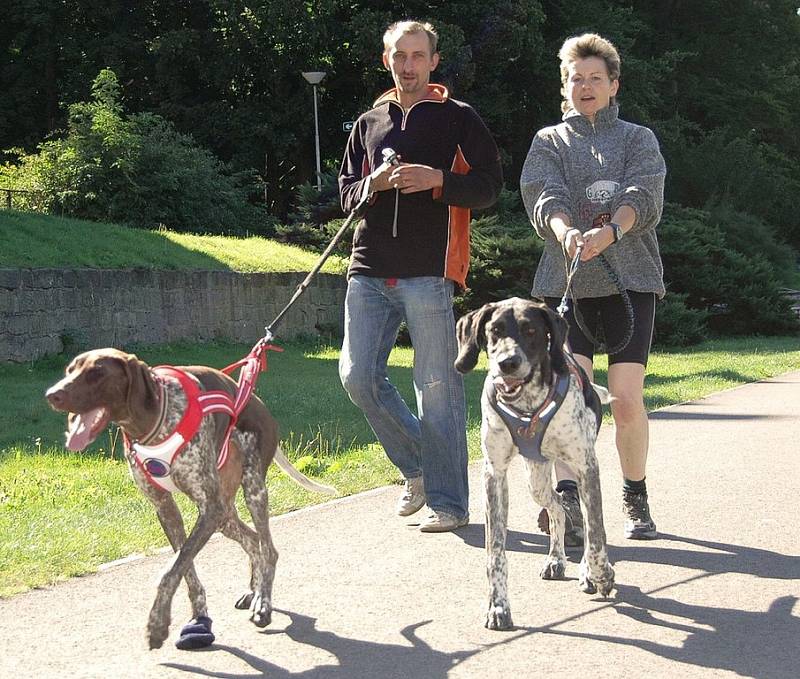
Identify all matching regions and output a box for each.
[175,616,215,650]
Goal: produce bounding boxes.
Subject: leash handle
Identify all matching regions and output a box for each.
[557,245,583,317]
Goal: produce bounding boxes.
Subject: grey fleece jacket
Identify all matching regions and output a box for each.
[520,105,666,299]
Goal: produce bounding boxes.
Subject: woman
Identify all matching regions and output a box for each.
[520,33,666,541]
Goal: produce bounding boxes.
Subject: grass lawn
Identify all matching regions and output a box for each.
[0,210,348,274]
[2,335,800,597]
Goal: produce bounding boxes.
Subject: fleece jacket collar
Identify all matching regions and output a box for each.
[373,83,449,108]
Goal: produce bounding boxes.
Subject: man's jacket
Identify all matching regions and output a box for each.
[339,84,503,288]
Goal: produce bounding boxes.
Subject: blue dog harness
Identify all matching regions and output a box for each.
[486,357,584,464]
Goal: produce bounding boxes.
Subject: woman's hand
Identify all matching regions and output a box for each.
[579,224,615,261]
[562,228,584,259]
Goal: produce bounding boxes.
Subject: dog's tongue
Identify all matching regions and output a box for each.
[66,408,105,451]
[494,376,523,393]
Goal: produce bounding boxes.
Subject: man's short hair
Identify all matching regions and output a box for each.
[383,20,438,55]
[558,33,621,112]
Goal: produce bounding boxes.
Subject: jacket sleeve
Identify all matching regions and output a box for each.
[436,105,503,210]
[338,119,372,214]
[612,126,666,235]
[520,131,572,243]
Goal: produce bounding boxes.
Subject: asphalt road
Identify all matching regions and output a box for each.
[2,372,799,679]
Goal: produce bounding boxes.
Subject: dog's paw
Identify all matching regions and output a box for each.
[146,623,169,650]
[235,591,255,610]
[579,562,615,597]
[539,557,566,580]
[595,564,616,597]
[248,593,272,628]
[485,603,513,631]
[175,616,215,650]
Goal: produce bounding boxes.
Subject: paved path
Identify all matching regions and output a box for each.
[2,372,799,679]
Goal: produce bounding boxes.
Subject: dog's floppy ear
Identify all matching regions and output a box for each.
[454,303,497,373]
[123,352,159,423]
[539,305,569,379]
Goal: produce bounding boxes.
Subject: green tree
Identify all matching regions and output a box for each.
[1,69,264,234]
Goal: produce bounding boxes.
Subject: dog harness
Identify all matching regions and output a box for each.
[486,356,584,464]
[125,367,237,493]
[124,342,282,493]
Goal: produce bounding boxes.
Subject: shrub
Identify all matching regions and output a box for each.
[0,69,266,235]
[653,292,709,347]
[290,169,342,225]
[665,127,800,250]
[455,213,542,315]
[660,203,798,336]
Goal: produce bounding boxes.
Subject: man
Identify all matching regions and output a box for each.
[338,20,502,532]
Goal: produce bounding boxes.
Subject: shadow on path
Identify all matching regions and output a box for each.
[611,533,800,580]
[162,610,493,678]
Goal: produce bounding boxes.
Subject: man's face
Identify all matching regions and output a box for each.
[383,31,439,103]
[565,56,619,121]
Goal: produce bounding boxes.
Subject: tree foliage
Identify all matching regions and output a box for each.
[4,1,800,235]
[2,0,799,340]
[0,69,263,233]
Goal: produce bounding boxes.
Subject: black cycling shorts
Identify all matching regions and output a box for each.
[544,291,656,366]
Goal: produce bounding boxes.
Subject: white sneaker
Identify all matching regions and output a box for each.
[419,509,469,533]
[396,476,425,516]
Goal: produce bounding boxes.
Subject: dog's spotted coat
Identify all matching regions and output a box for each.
[46,348,335,649]
[455,298,615,630]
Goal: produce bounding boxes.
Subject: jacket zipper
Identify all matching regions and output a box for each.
[388,99,428,237]
[391,101,414,237]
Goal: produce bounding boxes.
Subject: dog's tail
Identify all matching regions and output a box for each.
[273,445,338,496]
[592,383,614,405]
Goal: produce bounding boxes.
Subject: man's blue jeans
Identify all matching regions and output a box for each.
[339,275,469,519]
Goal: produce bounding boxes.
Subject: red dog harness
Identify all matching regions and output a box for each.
[125,342,282,493]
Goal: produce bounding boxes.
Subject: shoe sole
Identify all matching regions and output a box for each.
[419,518,469,533]
[625,526,657,540]
[396,502,426,517]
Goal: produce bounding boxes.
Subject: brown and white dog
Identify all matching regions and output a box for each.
[455,298,615,630]
[46,348,336,650]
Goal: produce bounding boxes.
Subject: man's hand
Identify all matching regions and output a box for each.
[388,163,444,194]
[368,163,395,192]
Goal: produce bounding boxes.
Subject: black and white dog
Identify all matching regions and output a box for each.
[455,298,615,630]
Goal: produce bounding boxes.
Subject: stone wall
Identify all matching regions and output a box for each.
[0,268,347,362]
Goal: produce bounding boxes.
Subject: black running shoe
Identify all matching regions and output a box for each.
[537,488,584,547]
[623,490,657,540]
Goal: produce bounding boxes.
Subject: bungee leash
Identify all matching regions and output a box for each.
[557,246,634,356]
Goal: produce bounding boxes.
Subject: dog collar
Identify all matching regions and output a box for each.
[136,375,168,445]
[125,367,237,493]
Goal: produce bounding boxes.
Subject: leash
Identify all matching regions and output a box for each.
[220,149,401,416]
[221,338,284,413]
[557,246,634,356]
[263,147,400,343]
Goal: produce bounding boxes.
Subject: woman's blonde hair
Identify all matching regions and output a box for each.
[558,33,621,113]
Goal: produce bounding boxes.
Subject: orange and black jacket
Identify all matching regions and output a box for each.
[339,84,503,288]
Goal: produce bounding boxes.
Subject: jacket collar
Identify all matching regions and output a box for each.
[562,103,619,130]
[373,83,449,108]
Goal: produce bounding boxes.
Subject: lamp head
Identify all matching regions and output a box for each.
[302,71,327,85]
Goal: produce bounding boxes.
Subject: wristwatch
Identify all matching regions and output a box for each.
[609,222,624,243]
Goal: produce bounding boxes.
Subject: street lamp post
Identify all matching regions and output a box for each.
[302,71,326,192]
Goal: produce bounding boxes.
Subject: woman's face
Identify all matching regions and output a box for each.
[565,56,619,121]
